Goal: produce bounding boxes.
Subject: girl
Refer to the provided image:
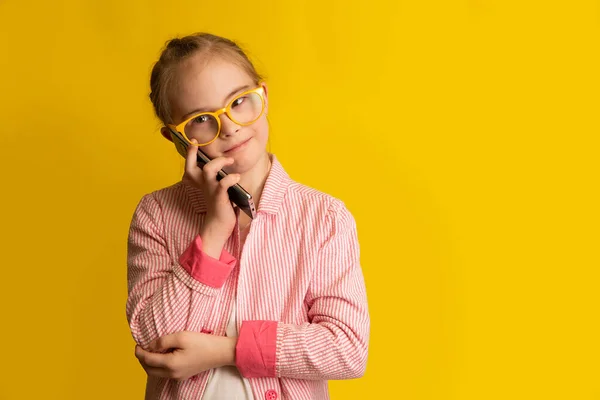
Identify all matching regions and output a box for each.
[127,32,370,400]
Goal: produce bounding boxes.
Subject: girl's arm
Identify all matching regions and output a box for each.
[126,193,236,349]
[234,199,370,380]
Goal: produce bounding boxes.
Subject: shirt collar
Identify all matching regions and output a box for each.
[183,153,292,216]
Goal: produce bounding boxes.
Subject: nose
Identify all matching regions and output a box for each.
[218,113,241,137]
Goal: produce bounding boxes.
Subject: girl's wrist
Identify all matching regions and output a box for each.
[199,229,228,259]
[200,239,226,259]
[221,336,237,367]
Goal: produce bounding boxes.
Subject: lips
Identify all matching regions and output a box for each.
[224,138,251,153]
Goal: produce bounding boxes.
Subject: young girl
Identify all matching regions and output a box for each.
[127,32,370,400]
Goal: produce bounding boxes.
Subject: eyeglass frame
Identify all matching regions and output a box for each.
[167,85,266,147]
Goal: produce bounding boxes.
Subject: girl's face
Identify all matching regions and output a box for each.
[162,53,269,174]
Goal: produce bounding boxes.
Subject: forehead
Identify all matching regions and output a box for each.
[170,54,254,118]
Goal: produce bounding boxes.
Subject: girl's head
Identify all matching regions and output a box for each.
[150,33,269,173]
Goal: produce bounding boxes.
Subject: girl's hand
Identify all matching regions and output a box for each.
[135,332,237,381]
[182,139,240,256]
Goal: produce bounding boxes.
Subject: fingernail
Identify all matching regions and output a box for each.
[191,138,198,144]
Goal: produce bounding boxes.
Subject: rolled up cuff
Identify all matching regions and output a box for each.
[235,320,278,378]
[178,235,236,288]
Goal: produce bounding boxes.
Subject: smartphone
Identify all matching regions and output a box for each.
[167,128,257,219]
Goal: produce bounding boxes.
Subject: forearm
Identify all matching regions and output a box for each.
[128,234,236,349]
[128,269,198,348]
[233,318,369,380]
[198,228,228,260]
[275,320,369,380]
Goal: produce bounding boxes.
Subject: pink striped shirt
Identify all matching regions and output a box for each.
[126,153,370,400]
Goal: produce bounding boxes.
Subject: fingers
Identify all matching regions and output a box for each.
[184,139,203,184]
[202,157,234,189]
[135,345,157,367]
[216,173,241,200]
[184,138,235,191]
[135,345,190,381]
[135,345,172,369]
[151,333,182,352]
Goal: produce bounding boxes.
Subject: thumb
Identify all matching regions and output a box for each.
[149,333,182,353]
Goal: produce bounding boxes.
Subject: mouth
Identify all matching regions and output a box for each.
[224,137,252,154]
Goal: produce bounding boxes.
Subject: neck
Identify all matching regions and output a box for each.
[238,152,272,208]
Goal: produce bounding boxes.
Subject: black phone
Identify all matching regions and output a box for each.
[168,128,257,219]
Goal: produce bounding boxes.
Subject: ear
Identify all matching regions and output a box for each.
[160,126,173,142]
[261,82,269,115]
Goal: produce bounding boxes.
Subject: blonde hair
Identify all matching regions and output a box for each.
[149,32,263,125]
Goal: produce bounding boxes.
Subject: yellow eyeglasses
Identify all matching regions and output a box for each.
[167,85,266,147]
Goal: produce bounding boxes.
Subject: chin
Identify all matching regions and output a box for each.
[226,142,267,173]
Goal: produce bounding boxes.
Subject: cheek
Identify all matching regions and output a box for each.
[201,118,269,158]
[252,119,269,145]
[198,143,221,159]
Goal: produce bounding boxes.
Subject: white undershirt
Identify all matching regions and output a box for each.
[201,224,255,400]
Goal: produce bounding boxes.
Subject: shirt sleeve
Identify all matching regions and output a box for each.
[126,193,237,348]
[235,199,370,380]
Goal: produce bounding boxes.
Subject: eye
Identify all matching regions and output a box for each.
[192,114,210,124]
[231,96,246,108]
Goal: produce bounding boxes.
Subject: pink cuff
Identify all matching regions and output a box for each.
[178,235,236,288]
[235,320,278,378]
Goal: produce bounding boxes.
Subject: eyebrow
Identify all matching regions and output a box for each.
[180,84,253,120]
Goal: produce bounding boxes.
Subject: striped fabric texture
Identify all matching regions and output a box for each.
[126,153,370,400]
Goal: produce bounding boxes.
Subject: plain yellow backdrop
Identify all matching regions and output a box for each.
[1,0,599,399]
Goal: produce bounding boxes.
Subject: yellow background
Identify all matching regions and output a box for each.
[1,0,598,399]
